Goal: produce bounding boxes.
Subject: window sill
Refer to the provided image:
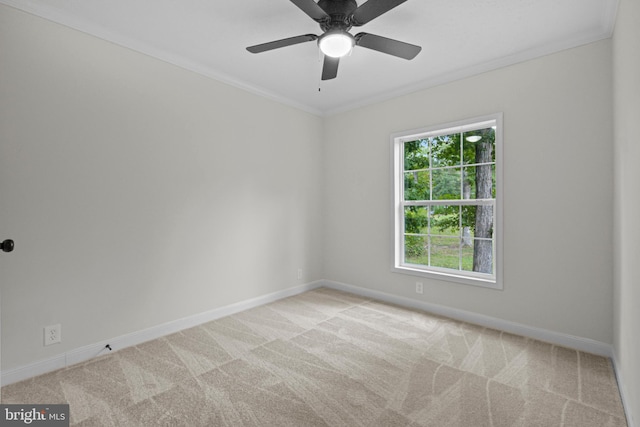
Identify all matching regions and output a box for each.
[392,265,503,290]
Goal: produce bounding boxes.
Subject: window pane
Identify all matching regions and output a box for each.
[460,205,475,249]
[404,206,428,234]
[432,168,460,200]
[404,140,429,170]
[430,236,460,270]
[461,205,476,229]
[430,135,460,168]
[430,204,460,234]
[462,127,496,165]
[469,239,493,274]
[461,242,474,271]
[404,171,430,201]
[460,203,493,235]
[463,165,495,199]
[404,235,428,265]
[475,205,494,239]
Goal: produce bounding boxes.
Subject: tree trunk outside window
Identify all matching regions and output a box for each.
[473,131,493,274]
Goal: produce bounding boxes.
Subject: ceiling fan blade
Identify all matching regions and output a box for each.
[355,32,421,59]
[247,34,318,54]
[290,0,330,21]
[321,55,339,80]
[351,0,407,26]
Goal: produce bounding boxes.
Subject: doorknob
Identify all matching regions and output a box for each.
[1,239,14,253]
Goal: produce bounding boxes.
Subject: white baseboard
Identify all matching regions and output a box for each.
[1,281,323,387]
[322,279,613,358]
[612,351,636,427]
[1,279,616,388]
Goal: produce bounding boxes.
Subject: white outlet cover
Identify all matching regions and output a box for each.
[44,324,61,346]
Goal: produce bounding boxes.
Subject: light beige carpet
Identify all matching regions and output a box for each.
[1,288,628,426]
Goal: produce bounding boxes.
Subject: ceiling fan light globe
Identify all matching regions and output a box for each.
[319,32,355,58]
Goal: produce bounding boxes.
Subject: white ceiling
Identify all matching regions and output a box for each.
[2,0,618,115]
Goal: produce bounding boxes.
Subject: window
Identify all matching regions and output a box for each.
[391,114,502,289]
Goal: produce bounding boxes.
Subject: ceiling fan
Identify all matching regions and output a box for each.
[246,0,421,80]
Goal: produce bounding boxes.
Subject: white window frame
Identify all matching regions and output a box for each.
[391,113,503,289]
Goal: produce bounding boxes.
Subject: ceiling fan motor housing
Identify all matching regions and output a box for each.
[318,0,358,31]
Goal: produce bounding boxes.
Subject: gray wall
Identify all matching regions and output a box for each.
[613,0,640,424]
[323,40,614,344]
[0,5,324,371]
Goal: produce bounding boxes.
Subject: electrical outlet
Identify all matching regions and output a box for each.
[44,324,61,346]
[415,282,424,294]
[297,269,303,280]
